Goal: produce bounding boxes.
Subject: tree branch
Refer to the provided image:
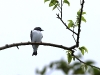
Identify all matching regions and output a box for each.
[61,0,62,19]
[72,24,77,43]
[0,42,76,52]
[56,14,78,35]
[76,0,85,47]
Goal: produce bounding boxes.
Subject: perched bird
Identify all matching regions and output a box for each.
[30,27,43,56]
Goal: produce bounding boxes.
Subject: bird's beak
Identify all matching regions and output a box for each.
[41,29,44,31]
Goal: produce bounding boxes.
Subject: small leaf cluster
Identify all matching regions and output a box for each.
[44,0,70,10]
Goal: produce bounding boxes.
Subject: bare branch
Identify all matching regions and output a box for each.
[72,35,77,43]
[76,0,85,47]
[61,0,62,19]
[56,14,78,35]
[0,42,76,52]
[56,6,61,12]
[72,24,77,43]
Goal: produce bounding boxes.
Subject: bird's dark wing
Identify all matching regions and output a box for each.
[30,30,33,41]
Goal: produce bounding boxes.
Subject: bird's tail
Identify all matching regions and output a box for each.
[32,51,37,56]
[32,45,38,56]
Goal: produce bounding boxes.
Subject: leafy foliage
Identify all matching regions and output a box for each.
[36,54,99,75]
[63,0,70,6]
[44,0,50,3]
[49,0,57,7]
[76,9,86,26]
[81,16,86,22]
[79,46,88,55]
[67,52,72,64]
[44,0,70,10]
[81,64,88,72]
[36,66,47,74]
[53,3,58,10]
[43,0,100,74]
[67,20,74,28]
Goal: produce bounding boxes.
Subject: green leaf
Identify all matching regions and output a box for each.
[67,52,72,64]
[79,46,88,55]
[49,2,54,7]
[81,16,86,22]
[40,66,47,74]
[79,47,84,55]
[49,62,54,68]
[73,67,85,74]
[86,61,94,65]
[77,9,86,23]
[92,68,100,74]
[77,9,86,15]
[82,46,88,53]
[82,12,86,15]
[81,48,84,55]
[81,64,88,72]
[84,64,88,71]
[77,9,80,16]
[63,0,70,6]
[68,20,74,28]
[52,4,58,10]
[44,0,50,3]
[49,0,58,7]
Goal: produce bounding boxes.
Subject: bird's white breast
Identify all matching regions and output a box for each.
[32,30,43,42]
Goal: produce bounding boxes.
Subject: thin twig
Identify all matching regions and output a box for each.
[56,6,61,12]
[72,35,77,43]
[61,0,62,19]
[56,14,78,35]
[72,24,77,43]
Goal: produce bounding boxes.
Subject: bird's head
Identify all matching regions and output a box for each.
[34,27,44,31]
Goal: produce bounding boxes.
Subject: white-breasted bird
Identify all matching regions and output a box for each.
[30,27,43,56]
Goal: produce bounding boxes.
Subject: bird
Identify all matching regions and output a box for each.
[30,27,43,56]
